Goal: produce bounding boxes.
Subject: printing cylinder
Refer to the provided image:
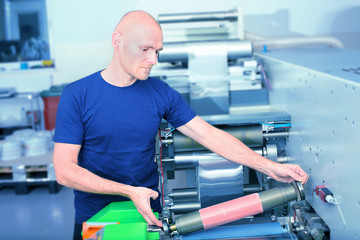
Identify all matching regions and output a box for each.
[171,211,204,235]
[172,125,263,153]
[158,40,253,63]
[169,182,304,235]
[259,184,297,210]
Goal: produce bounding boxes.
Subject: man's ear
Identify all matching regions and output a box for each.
[112,32,123,48]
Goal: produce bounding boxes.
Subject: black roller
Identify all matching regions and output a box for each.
[172,125,263,152]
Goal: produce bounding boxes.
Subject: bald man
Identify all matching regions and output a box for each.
[53,11,308,240]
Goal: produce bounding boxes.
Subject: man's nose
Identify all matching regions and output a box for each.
[147,51,158,65]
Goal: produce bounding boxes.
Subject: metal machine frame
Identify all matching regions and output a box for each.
[82,8,359,240]
[258,48,360,239]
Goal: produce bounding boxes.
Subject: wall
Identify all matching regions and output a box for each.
[0,0,359,91]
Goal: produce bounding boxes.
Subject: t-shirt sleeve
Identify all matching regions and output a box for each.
[53,85,84,145]
[163,83,197,128]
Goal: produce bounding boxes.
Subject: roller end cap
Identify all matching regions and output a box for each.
[292,181,305,201]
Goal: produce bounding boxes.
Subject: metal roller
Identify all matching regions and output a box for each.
[163,182,305,235]
[173,149,264,168]
[224,125,264,148]
[158,40,253,63]
[171,201,201,214]
[173,152,208,168]
[169,188,198,200]
[263,131,289,138]
[172,125,263,153]
[158,10,238,24]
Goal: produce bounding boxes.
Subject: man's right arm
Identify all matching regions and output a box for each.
[53,142,162,227]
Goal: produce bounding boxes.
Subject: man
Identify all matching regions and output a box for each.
[53,10,309,240]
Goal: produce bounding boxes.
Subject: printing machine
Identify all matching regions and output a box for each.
[84,8,360,240]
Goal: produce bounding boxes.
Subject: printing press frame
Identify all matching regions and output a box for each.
[81,7,360,239]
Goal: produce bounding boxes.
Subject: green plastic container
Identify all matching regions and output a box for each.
[85,201,160,240]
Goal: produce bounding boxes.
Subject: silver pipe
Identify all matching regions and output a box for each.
[158,40,253,63]
[263,132,289,138]
[251,36,344,50]
[161,139,173,145]
[158,10,237,24]
[277,156,289,163]
[252,148,263,156]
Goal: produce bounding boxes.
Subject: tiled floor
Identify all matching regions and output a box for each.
[0,185,75,240]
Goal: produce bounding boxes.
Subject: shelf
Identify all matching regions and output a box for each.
[0,91,43,130]
[0,150,53,167]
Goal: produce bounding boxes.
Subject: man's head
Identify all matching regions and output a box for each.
[112,11,163,81]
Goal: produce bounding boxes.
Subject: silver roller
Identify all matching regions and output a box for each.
[174,152,217,168]
[173,149,265,168]
[158,10,238,24]
[263,131,289,138]
[158,40,253,63]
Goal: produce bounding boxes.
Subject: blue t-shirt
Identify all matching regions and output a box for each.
[53,71,196,223]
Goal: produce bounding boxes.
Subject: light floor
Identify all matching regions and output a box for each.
[0,185,75,240]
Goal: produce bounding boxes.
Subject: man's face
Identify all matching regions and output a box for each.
[119,26,163,80]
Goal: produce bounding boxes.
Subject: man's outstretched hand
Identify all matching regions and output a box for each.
[129,186,163,227]
[268,163,309,185]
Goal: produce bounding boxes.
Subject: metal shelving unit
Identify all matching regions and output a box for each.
[0,90,58,194]
[0,91,42,134]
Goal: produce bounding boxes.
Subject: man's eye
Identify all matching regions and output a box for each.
[142,48,148,52]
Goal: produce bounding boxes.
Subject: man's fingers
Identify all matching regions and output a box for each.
[139,207,162,227]
[133,188,162,227]
[296,166,309,185]
[150,190,159,200]
[289,165,309,185]
[147,212,163,227]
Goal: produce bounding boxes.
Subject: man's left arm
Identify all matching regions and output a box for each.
[177,116,309,185]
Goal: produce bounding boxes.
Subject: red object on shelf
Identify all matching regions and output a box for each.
[43,96,60,130]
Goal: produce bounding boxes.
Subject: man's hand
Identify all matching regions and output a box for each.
[268,163,309,185]
[128,186,162,227]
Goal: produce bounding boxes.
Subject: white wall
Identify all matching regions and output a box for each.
[1,0,360,90]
